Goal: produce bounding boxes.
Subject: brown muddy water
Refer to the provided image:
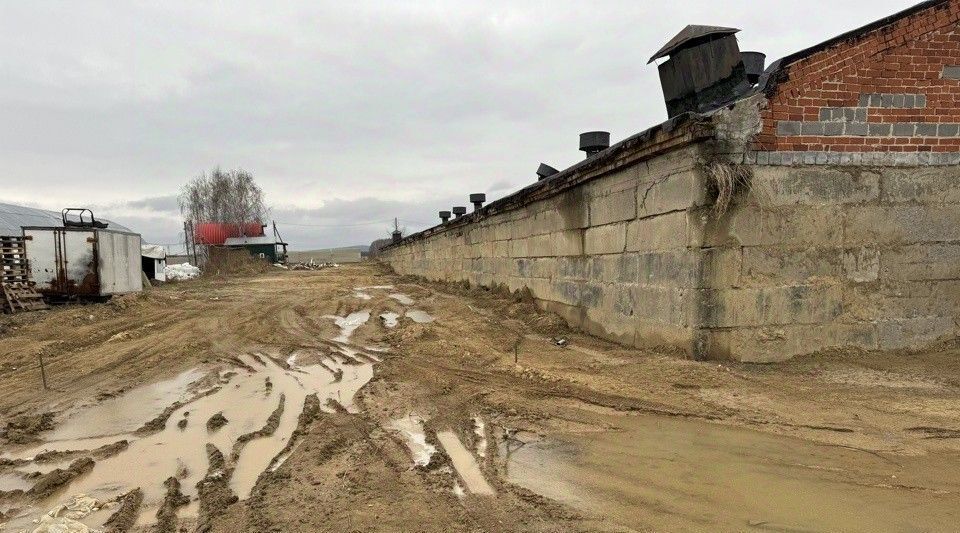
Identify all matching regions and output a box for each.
[2,311,376,531]
[436,430,495,496]
[503,414,960,532]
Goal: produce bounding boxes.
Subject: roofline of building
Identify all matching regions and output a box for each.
[384,112,715,250]
[760,0,950,95]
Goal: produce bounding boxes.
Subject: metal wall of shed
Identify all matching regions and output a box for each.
[24,228,97,295]
[23,227,142,297]
[97,230,143,295]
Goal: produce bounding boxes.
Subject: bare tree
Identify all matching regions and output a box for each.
[368,238,392,257]
[179,167,268,233]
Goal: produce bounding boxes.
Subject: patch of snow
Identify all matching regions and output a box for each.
[388,293,415,305]
[326,310,371,343]
[354,292,372,300]
[473,416,487,458]
[405,310,434,323]
[379,312,400,328]
[164,263,201,280]
[389,415,436,467]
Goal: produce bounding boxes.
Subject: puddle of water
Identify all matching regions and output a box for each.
[405,310,434,324]
[379,312,399,328]
[3,435,128,462]
[503,414,960,531]
[46,368,205,442]
[0,472,35,492]
[8,353,374,530]
[473,416,487,458]
[16,460,72,475]
[389,415,436,467]
[326,310,371,343]
[388,293,415,305]
[436,430,495,496]
[364,344,390,353]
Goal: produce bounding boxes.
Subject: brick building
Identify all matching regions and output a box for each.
[381,0,960,362]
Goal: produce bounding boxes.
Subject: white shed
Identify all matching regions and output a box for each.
[141,244,167,282]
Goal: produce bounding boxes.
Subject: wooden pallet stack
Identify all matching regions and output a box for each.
[1,236,48,313]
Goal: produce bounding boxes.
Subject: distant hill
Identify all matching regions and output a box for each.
[289,244,369,253]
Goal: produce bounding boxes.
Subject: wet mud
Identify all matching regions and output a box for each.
[4,264,960,532]
[103,488,144,533]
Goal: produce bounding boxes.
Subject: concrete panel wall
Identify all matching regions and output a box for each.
[382,145,960,362]
[702,164,960,362]
[382,144,711,355]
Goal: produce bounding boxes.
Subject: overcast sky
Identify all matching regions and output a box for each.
[2,1,909,250]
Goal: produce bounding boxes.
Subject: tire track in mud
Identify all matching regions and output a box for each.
[154,477,190,533]
[241,394,326,532]
[229,395,286,464]
[103,488,143,533]
[196,444,238,532]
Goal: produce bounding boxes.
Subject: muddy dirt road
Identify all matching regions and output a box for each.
[2,263,960,532]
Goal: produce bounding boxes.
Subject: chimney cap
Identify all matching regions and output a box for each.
[741,51,766,84]
[579,131,610,154]
[439,210,451,217]
[648,25,740,63]
[469,193,486,203]
[536,163,559,180]
[452,206,467,215]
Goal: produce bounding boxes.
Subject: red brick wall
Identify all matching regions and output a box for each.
[756,0,960,153]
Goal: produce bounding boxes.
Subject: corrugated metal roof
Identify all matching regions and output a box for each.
[223,236,276,246]
[0,203,133,236]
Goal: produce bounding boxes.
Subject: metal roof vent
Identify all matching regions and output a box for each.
[391,230,402,243]
[741,51,766,84]
[579,131,610,158]
[649,25,750,118]
[469,193,486,211]
[452,206,467,218]
[536,163,559,181]
[439,210,451,223]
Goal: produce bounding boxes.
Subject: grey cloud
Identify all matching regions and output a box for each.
[2,0,910,248]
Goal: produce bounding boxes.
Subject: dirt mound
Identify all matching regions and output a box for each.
[155,477,190,533]
[206,412,229,432]
[3,412,54,444]
[103,487,143,533]
[27,457,95,499]
[32,440,128,463]
[196,444,238,532]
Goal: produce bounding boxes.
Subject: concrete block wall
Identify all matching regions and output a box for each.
[383,144,713,353]
[701,164,960,361]
[383,150,960,361]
